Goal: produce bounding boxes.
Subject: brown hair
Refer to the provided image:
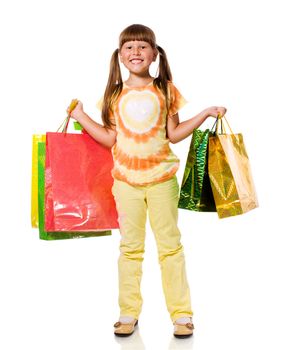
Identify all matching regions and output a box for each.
[101,24,173,128]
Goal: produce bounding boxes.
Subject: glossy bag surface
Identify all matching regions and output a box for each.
[38,142,111,240]
[208,119,258,218]
[44,132,119,232]
[178,129,216,212]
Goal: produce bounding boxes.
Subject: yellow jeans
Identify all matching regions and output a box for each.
[112,176,193,322]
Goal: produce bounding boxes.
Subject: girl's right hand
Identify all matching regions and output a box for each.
[67,100,85,122]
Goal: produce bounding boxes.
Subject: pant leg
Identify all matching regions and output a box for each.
[146,176,193,322]
[112,179,147,319]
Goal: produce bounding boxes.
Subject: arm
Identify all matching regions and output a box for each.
[167,106,227,144]
[68,101,117,148]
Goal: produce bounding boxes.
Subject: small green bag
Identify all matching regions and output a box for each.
[37,142,111,240]
[178,128,216,212]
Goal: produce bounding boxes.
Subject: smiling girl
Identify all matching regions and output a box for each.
[69,24,226,338]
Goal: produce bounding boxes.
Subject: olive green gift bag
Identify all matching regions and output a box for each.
[178,128,216,212]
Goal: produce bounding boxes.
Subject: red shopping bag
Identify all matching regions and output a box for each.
[45,132,119,232]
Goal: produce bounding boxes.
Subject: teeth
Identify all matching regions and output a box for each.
[131,59,142,64]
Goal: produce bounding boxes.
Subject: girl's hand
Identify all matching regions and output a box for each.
[203,106,227,119]
[66,100,85,122]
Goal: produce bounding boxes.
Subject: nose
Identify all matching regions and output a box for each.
[132,47,141,55]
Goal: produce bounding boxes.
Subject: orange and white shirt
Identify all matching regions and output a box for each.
[110,81,187,186]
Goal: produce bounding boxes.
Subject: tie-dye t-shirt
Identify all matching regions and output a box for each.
[109,80,186,186]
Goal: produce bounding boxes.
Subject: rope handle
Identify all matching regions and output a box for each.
[211,113,234,135]
[57,99,79,133]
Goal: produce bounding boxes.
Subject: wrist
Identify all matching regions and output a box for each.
[201,109,209,120]
[75,111,89,123]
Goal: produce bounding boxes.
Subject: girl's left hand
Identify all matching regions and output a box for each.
[204,106,227,119]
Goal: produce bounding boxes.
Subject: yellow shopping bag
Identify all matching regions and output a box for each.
[208,117,258,218]
[31,134,46,227]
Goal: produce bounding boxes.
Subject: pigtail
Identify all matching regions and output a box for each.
[153,45,173,113]
[101,48,123,128]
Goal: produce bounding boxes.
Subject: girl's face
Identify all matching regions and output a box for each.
[119,40,157,76]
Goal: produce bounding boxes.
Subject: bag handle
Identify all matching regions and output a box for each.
[57,99,80,133]
[56,116,69,133]
[211,117,223,134]
[211,114,234,135]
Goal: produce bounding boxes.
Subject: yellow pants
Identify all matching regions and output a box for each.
[112,176,193,322]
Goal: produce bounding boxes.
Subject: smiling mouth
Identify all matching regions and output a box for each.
[130,59,143,64]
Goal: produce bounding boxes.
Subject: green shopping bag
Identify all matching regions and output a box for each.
[37,142,111,240]
[178,128,216,212]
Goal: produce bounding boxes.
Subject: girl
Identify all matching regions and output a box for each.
[69,24,226,338]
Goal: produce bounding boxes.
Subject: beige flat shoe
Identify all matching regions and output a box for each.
[114,319,138,337]
[173,322,194,338]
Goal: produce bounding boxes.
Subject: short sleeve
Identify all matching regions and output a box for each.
[96,96,114,117]
[96,97,103,111]
[167,82,187,117]
[96,96,116,127]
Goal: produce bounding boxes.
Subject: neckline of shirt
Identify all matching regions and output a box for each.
[123,79,154,89]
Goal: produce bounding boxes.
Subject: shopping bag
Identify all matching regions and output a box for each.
[208,117,258,218]
[31,115,78,228]
[31,114,76,228]
[38,142,111,240]
[31,134,46,227]
[178,128,216,212]
[44,131,119,232]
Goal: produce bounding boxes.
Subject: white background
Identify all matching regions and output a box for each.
[0,0,285,349]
